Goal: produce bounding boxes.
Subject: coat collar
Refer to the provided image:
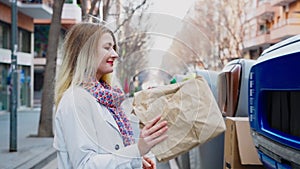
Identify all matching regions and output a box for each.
[99,104,121,133]
[76,85,122,138]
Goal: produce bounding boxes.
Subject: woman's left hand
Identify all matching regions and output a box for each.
[143,156,156,169]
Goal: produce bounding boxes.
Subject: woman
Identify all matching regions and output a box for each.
[53,23,168,169]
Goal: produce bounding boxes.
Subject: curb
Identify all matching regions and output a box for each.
[14,147,56,169]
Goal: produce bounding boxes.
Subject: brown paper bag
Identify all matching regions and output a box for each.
[132,76,226,162]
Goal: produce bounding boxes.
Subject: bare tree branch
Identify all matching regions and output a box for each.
[113,0,146,33]
[102,0,111,21]
[89,0,101,15]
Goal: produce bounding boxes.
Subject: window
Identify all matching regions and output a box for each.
[259,24,267,33]
[65,0,73,3]
[0,22,11,49]
[34,25,50,57]
[18,28,31,53]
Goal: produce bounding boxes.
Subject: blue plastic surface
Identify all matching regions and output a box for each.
[249,51,300,150]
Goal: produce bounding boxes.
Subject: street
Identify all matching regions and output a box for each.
[0,108,54,169]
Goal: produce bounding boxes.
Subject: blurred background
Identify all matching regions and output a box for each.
[1,0,300,168]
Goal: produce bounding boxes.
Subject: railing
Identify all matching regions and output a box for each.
[20,0,43,4]
[273,18,300,29]
[258,0,271,6]
[19,0,53,7]
[271,0,297,6]
[256,1,274,20]
[257,28,270,36]
[243,33,270,49]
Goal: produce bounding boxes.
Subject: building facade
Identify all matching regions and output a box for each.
[243,0,300,59]
[0,0,81,111]
[0,0,53,111]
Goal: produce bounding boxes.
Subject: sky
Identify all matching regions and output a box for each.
[146,0,195,67]
[148,0,194,19]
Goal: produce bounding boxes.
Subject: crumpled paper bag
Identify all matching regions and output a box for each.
[132,76,226,162]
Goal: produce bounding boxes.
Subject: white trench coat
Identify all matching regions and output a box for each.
[53,86,142,169]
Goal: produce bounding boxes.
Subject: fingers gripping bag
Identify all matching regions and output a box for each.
[132,76,226,162]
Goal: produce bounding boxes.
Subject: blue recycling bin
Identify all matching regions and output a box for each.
[249,34,300,169]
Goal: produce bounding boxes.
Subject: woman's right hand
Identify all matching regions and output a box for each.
[138,115,168,156]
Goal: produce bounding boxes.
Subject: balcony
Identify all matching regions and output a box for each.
[271,0,297,6]
[18,1,53,19]
[34,3,81,27]
[0,48,33,66]
[61,3,81,23]
[33,57,46,65]
[0,0,53,19]
[271,17,300,41]
[256,2,274,20]
[243,33,271,49]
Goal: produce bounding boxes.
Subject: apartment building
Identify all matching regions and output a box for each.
[243,0,300,59]
[0,0,52,111]
[0,0,81,111]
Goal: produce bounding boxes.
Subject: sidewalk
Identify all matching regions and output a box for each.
[0,108,56,169]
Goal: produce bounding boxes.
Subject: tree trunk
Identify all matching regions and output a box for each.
[38,0,65,137]
[80,0,87,19]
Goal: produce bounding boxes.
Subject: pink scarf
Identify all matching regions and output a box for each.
[83,79,135,146]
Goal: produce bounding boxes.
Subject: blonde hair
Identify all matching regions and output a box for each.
[55,23,117,107]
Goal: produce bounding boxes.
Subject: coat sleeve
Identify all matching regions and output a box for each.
[53,90,142,169]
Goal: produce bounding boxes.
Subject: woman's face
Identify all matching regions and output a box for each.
[96,33,119,80]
